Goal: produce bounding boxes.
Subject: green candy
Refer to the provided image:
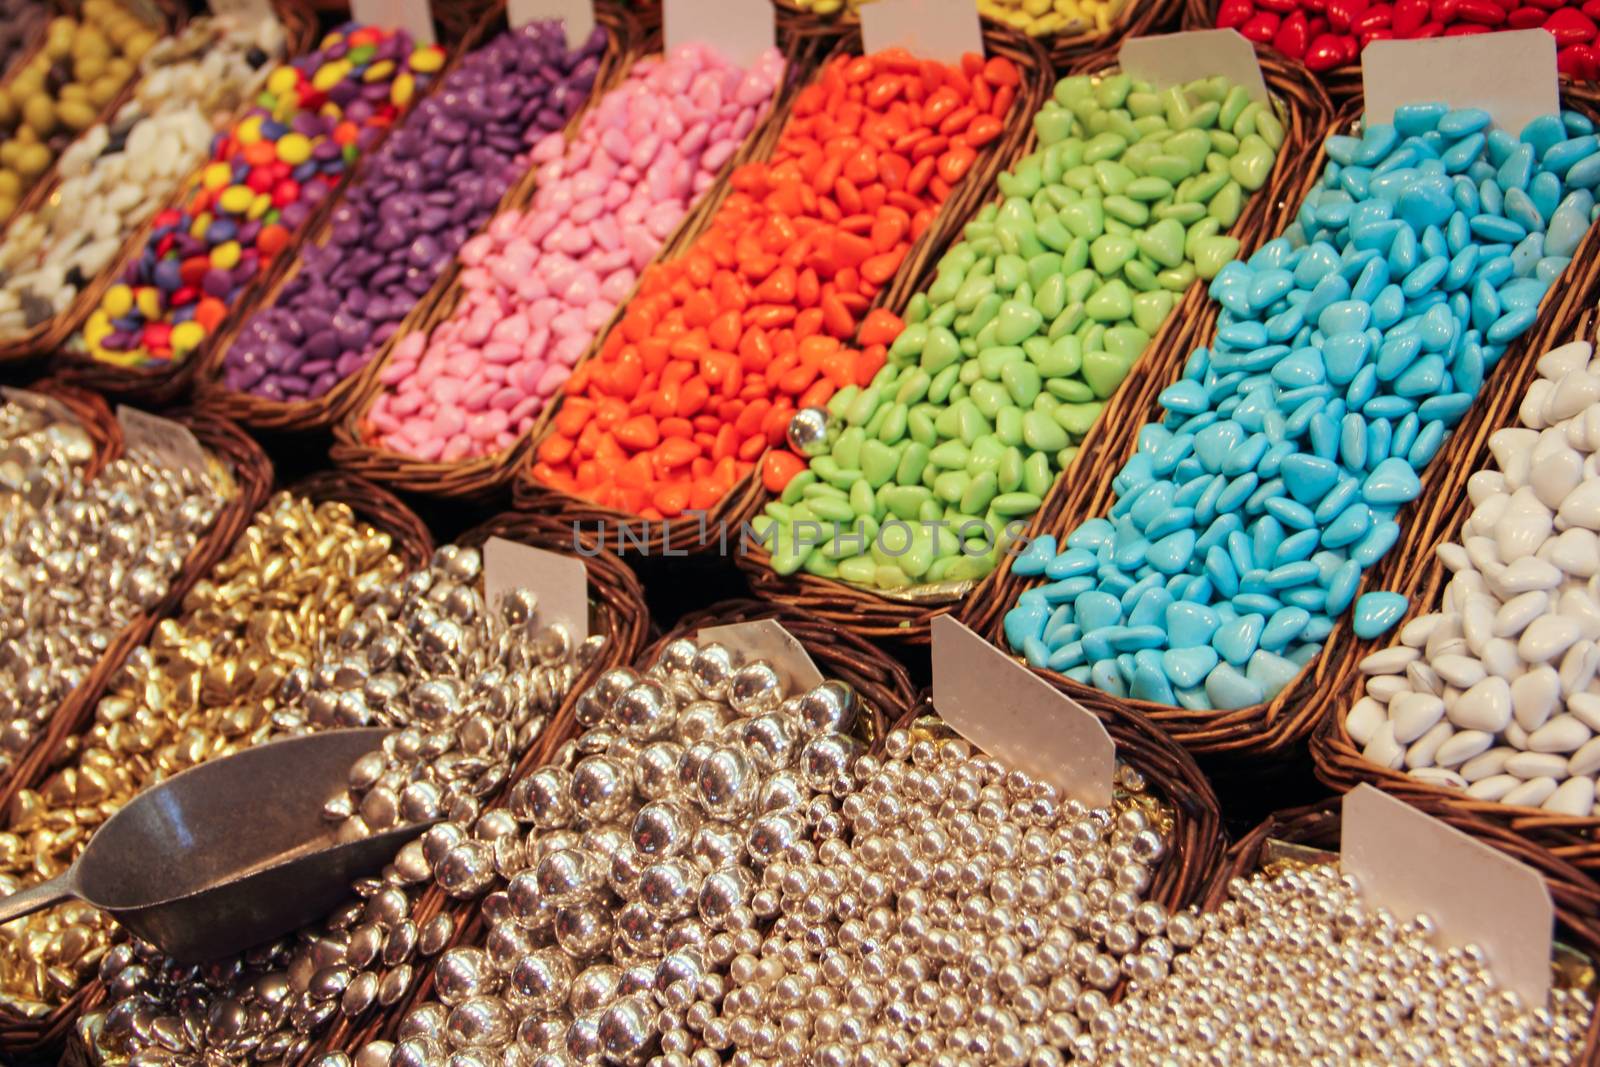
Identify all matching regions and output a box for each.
[757,69,1282,594]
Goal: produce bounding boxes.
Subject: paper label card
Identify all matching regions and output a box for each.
[664,0,774,71]
[860,0,983,67]
[1,387,73,425]
[350,0,436,47]
[1120,29,1268,106]
[699,619,824,690]
[930,616,1114,807]
[508,0,595,51]
[1342,785,1554,1007]
[1363,30,1557,136]
[206,0,275,29]
[482,536,590,642]
[117,407,210,480]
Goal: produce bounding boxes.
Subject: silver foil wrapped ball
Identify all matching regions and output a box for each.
[785,407,831,458]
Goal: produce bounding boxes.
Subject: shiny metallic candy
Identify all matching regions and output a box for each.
[80,544,604,1063]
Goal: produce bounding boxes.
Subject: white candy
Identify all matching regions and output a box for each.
[0,15,285,338]
[1343,339,1600,816]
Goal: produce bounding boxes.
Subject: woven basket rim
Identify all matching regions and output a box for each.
[190,1,642,436]
[504,24,1052,543]
[327,13,824,502]
[739,47,1333,643]
[46,3,499,405]
[966,85,1600,758]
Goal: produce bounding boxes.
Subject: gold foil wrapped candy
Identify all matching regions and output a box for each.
[0,491,402,1019]
[83,544,604,1065]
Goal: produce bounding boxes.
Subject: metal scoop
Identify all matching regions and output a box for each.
[0,728,436,963]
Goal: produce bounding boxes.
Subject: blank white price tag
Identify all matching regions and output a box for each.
[1363,30,1557,136]
[350,0,436,46]
[482,536,590,641]
[699,620,824,690]
[1,387,73,425]
[508,0,595,50]
[1342,785,1554,1007]
[860,0,983,65]
[931,616,1114,808]
[664,0,774,69]
[1120,29,1268,105]
[117,407,210,480]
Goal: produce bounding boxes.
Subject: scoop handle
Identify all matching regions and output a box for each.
[0,873,74,927]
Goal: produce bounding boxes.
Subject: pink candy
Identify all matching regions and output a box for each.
[365,43,786,463]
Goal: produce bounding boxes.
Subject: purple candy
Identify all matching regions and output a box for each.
[224,19,609,402]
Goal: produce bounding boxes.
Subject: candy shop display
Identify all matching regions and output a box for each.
[0,487,418,1019]
[1212,0,1600,78]
[215,20,609,409]
[0,422,233,784]
[1339,337,1600,817]
[753,70,1285,590]
[526,48,1024,521]
[1088,858,1592,1064]
[0,1,163,225]
[354,40,785,466]
[73,24,447,371]
[1003,104,1600,716]
[80,543,608,1065]
[0,14,287,344]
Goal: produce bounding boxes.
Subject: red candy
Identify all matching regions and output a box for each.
[1218,0,1599,70]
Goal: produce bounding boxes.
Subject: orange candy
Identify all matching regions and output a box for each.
[532,48,1020,518]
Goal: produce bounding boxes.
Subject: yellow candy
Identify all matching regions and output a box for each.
[265,67,297,97]
[363,59,395,84]
[235,114,263,146]
[135,287,161,320]
[84,309,111,348]
[391,72,415,108]
[247,192,271,220]
[275,132,311,166]
[188,212,212,239]
[202,162,231,191]
[217,185,253,215]
[171,321,205,353]
[408,47,444,74]
[102,284,132,318]
[783,0,1124,34]
[209,241,241,271]
[311,60,350,93]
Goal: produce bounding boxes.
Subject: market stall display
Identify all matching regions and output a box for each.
[0,9,1596,1067]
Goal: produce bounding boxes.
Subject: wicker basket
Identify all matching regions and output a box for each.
[48,4,502,407]
[775,0,1185,69]
[288,510,649,1063]
[347,597,919,1057]
[741,50,1331,644]
[1212,802,1600,1064]
[0,408,272,806]
[190,2,643,436]
[2,376,123,480]
[903,680,1225,915]
[967,89,1600,758]
[0,1,319,375]
[501,26,1052,552]
[327,16,850,504]
[1310,296,1600,879]
[0,469,427,1059]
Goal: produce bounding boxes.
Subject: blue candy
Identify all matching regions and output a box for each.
[1005,103,1600,711]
